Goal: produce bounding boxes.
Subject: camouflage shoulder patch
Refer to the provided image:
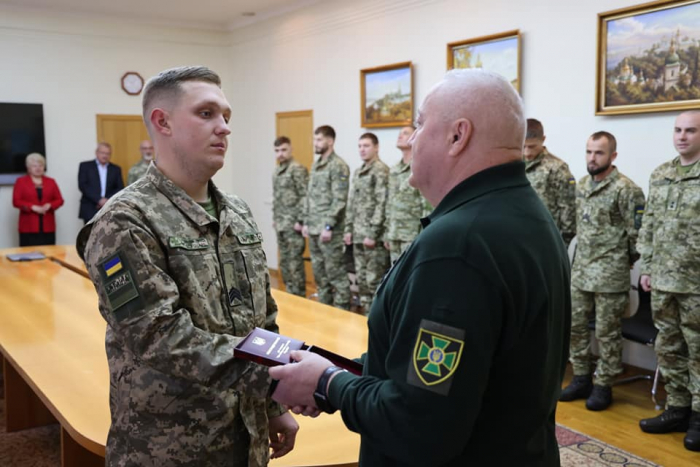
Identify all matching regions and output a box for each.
[407,319,465,395]
[98,251,140,321]
[634,204,645,229]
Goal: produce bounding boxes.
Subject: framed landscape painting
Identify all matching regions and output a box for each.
[360,61,413,128]
[597,0,700,115]
[447,30,521,93]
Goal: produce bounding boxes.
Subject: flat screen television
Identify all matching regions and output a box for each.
[0,103,46,185]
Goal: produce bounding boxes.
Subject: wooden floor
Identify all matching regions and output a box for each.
[270,269,699,466]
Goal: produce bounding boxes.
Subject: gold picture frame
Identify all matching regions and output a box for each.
[596,0,700,116]
[360,61,413,128]
[447,30,521,93]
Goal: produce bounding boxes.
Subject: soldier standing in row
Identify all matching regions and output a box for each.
[560,131,645,411]
[127,140,155,185]
[638,111,700,451]
[272,136,308,297]
[302,126,351,310]
[523,119,576,248]
[384,126,431,264]
[344,133,390,312]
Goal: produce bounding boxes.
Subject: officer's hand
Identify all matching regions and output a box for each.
[640,274,652,292]
[268,412,299,459]
[343,233,352,245]
[384,241,390,250]
[301,225,309,238]
[320,230,332,243]
[363,237,376,248]
[294,222,303,233]
[269,351,333,408]
[289,405,322,418]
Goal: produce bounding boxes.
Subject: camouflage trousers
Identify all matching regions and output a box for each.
[276,229,306,297]
[387,240,412,264]
[308,233,350,310]
[570,287,629,386]
[652,291,700,411]
[353,242,390,311]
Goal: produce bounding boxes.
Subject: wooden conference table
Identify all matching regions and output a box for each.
[0,245,365,467]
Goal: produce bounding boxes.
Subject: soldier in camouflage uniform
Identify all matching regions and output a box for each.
[126,140,154,185]
[637,111,700,452]
[272,136,308,297]
[560,131,645,412]
[523,119,577,247]
[383,126,431,264]
[302,125,351,310]
[343,133,390,312]
[77,66,298,466]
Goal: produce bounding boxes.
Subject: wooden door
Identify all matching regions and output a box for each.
[96,115,150,185]
[275,110,314,289]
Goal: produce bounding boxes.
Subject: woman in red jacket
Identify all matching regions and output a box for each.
[12,153,64,246]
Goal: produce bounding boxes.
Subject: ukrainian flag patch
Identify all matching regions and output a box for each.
[103,255,123,277]
[568,177,576,185]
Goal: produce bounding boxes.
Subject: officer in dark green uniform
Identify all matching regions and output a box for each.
[269,69,570,466]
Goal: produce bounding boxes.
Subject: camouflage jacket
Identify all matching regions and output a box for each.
[344,157,389,241]
[272,159,308,232]
[571,167,645,293]
[525,149,577,246]
[76,164,284,467]
[126,159,149,186]
[303,151,350,235]
[638,156,700,294]
[384,160,431,242]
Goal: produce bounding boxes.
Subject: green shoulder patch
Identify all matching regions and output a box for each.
[407,319,465,395]
[98,252,140,321]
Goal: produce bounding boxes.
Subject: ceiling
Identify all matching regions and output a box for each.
[0,0,321,30]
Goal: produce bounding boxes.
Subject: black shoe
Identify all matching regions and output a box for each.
[559,375,593,402]
[684,411,700,452]
[586,385,612,411]
[640,406,691,434]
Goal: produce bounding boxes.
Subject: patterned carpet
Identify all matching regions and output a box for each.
[0,372,658,467]
[557,425,658,466]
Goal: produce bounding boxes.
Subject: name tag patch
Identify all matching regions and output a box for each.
[169,237,210,250]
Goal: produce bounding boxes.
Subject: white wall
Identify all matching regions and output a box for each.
[1,0,672,370]
[224,0,671,370]
[0,7,232,248]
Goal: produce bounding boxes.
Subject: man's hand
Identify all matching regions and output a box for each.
[294,222,303,233]
[302,225,309,238]
[640,274,652,292]
[268,412,299,459]
[97,197,108,208]
[343,233,353,245]
[320,230,332,243]
[384,241,390,250]
[363,237,376,248]
[269,351,333,408]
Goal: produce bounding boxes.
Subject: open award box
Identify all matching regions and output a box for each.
[234,327,362,376]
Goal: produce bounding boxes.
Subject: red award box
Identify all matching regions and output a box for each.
[234,327,363,376]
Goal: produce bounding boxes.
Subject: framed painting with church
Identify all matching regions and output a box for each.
[447,30,521,93]
[596,0,700,115]
[360,61,413,128]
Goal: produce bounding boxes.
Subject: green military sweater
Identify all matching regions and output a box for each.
[329,161,570,466]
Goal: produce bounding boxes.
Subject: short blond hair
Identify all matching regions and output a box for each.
[25,152,46,168]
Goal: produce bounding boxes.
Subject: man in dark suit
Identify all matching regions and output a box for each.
[78,142,124,223]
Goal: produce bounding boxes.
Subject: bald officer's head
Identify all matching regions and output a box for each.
[408,69,525,206]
